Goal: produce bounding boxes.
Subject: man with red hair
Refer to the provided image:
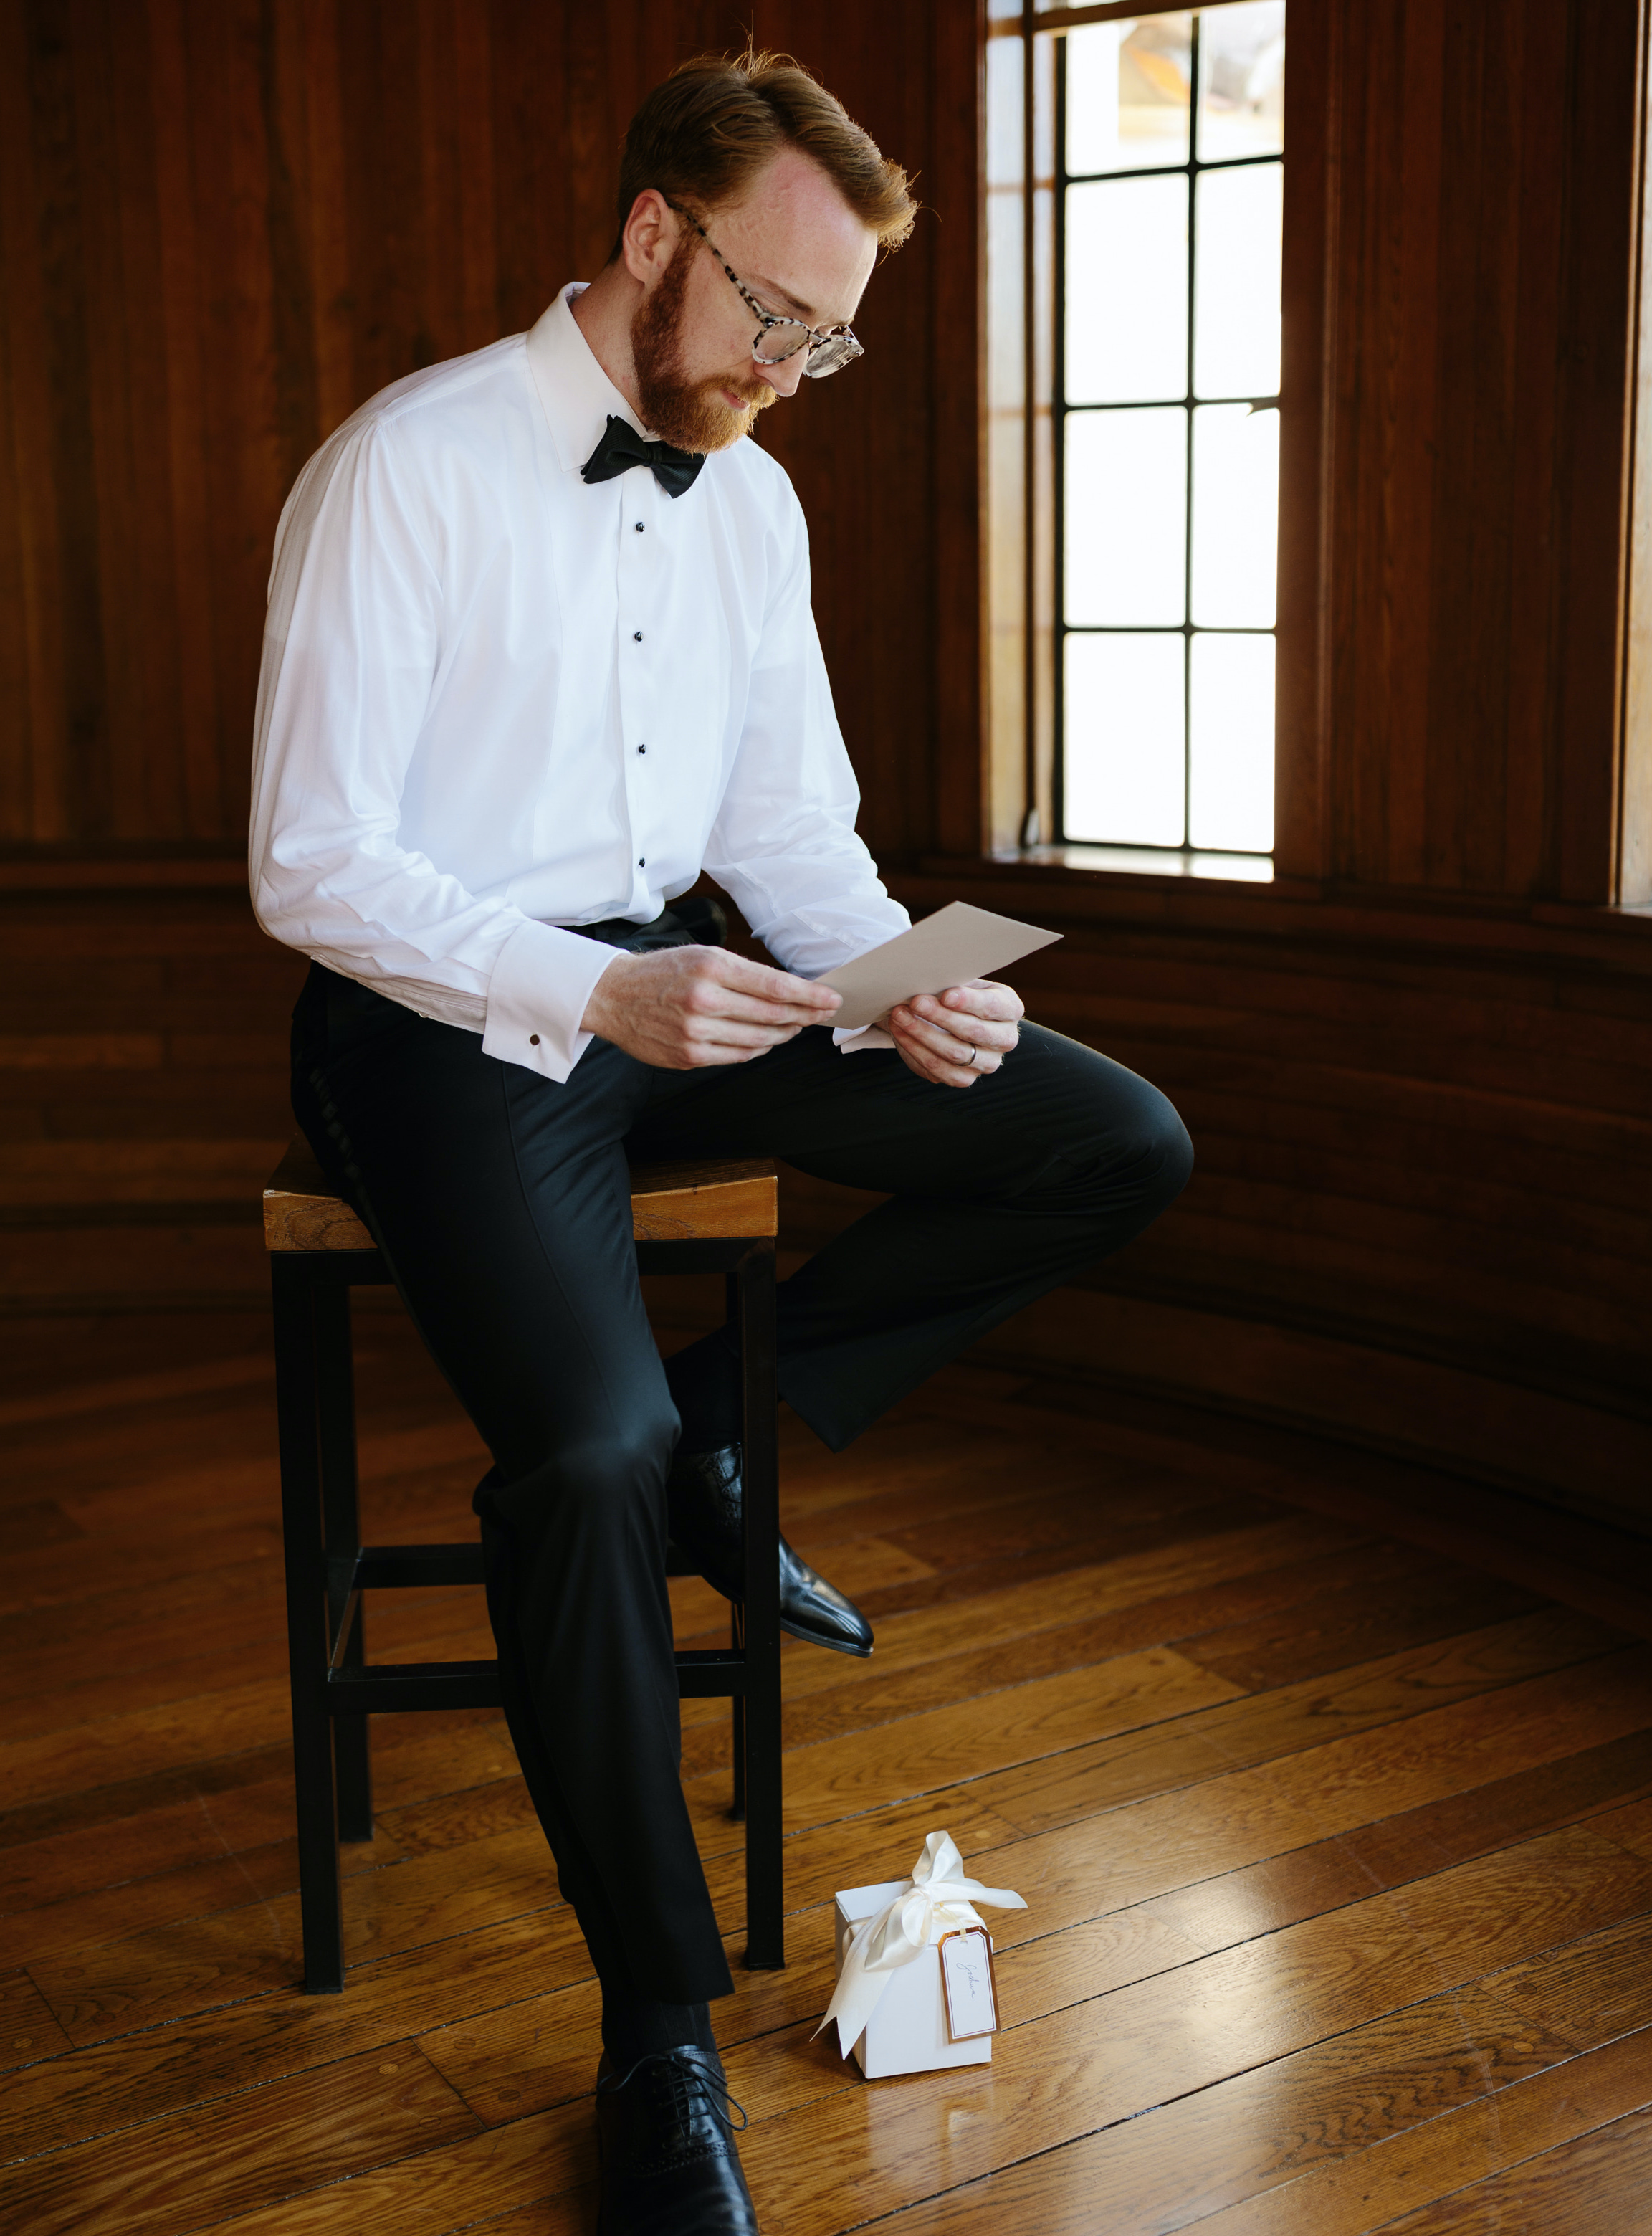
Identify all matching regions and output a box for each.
[252,52,1190,2233]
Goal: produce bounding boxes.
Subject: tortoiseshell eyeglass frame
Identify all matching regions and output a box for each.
[664,199,864,379]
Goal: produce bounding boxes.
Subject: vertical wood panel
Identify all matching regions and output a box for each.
[0,1,68,837]
[148,0,219,834]
[1307,0,1644,903]
[1271,0,1333,882]
[1623,4,1652,908]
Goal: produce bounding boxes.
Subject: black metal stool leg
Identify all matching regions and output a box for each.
[272,1256,346,1992]
[729,1602,748,1822]
[737,1238,784,1968]
[314,1278,372,1843]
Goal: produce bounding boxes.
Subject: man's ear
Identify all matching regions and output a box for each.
[621,190,676,288]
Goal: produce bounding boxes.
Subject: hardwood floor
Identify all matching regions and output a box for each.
[5,1307,1652,2234]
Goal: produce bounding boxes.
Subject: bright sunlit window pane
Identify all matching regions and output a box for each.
[1190,404,1278,627]
[1066,175,1189,404]
[1064,633,1187,846]
[1059,5,1284,862]
[1190,632,1274,850]
[1066,406,1188,627]
[1197,1,1286,161]
[1193,163,1283,399]
[1066,15,1194,176]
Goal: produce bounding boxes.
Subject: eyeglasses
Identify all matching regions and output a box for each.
[665,201,864,379]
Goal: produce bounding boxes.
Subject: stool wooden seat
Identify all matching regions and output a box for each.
[265,1134,783,1993]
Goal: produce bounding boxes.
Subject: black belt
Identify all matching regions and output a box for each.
[566,897,727,953]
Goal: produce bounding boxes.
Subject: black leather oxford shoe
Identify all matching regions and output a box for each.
[595,2046,759,2235]
[667,1444,874,1658]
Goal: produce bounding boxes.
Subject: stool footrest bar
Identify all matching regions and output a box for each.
[674,1647,749,1697]
[328,1660,501,1713]
[354,1543,485,1588]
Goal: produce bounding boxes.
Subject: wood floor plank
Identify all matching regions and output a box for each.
[866,1904,1652,2236]
[773,1512,1380,1708]
[0,1676,293,1814]
[0,1791,1020,2157]
[0,1833,317,1971]
[455,2192,593,2235]
[1136,1727,1652,1957]
[0,1966,73,2067]
[872,1479,1276,1573]
[0,1745,295,1857]
[0,1350,273,1434]
[165,2096,597,2236]
[849,1494,1282,1622]
[0,1586,495,1743]
[1178,1565,1544,1690]
[0,1911,588,2166]
[1373,2101,1652,2232]
[783,1446,1188,1543]
[983,1608,1627,1837]
[0,1705,513,1860]
[0,2042,483,2236]
[1585,1792,1652,1861]
[731,1830,1652,2235]
[1,1522,290,1622]
[694,1647,1652,1964]
[758,1647,1245,1833]
[24,1820,575,2043]
[417,1893,1210,2133]
[863,1980,1582,2236]
[391,1526,1392,1857]
[123,1819,1645,2236]
[9,1316,1652,2236]
[1490,1908,1652,2049]
[1176,2030,1652,2235]
[773,1540,1435,1754]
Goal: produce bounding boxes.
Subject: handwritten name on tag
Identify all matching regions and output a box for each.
[940,1928,999,2041]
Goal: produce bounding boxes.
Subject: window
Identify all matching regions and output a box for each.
[1056,4,1284,866]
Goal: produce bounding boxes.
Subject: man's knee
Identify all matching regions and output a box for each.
[1138,1090,1195,1212]
[484,1401,679,1554]
[1065,1072,1193,1224]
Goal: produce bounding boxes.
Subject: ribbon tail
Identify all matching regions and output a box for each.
[813,1914,896,2060]
[954,1882,1027,1913]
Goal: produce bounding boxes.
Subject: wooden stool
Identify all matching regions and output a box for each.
[264,1138,784,1993]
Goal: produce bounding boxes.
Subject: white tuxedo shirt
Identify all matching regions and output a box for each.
[249,282,908,1082]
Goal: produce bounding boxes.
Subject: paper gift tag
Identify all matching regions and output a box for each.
[940,1928,999,2041]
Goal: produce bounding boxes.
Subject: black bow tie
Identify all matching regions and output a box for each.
[580,415,705,498]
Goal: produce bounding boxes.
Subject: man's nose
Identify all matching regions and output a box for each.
[757,351,808,400]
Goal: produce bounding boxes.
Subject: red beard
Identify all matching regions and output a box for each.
[631,238,775,454]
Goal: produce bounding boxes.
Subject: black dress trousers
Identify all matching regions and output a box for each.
[291,940,1192,2004]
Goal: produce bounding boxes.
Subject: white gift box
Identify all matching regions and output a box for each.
[817,1831,1026,2080]
[833,1879,994,2078]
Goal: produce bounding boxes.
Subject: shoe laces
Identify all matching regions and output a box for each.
[602,2048,749,2136]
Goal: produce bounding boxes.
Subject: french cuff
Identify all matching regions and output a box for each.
[482,917,622,1082]
[833,1024,897,1055]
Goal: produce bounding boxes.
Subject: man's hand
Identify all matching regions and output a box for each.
[581,946,841,1068]
[888,979,1023,1088]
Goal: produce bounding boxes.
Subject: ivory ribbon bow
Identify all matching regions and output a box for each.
[815,1830,1027,2060]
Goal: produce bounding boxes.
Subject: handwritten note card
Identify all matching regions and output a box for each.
[940,1928,999,2042]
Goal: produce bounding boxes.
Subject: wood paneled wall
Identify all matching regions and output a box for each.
[0,0,978,862]
[1277,0,1646,904]
[2,0,1648,1523]
[956,0,1652,1521]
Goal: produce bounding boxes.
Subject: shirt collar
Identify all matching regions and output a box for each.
[525,282,644,475]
